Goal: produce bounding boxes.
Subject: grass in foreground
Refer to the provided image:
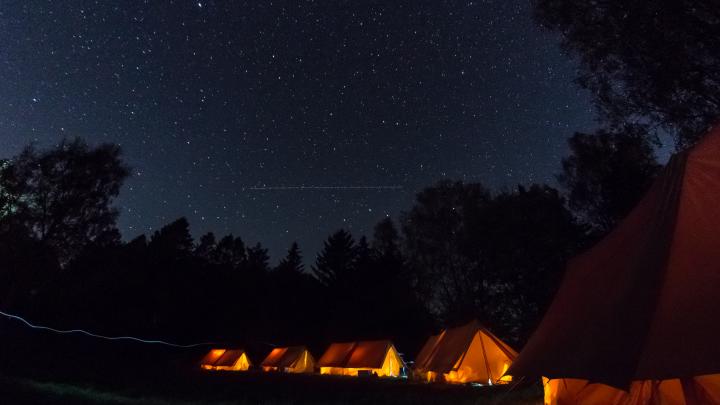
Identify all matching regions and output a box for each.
[0,372,542,405]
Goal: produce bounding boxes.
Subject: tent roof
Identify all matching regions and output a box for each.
[261,346,309,368]
[213,349,248,367]
[509,127,720,389]
[346,340,394,369]
[415,320,517,374]
[317,342,356,367]
[414,333,442,369]
[200,349,226,365]
[317,340,397,369]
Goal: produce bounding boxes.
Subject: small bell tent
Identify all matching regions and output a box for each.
[200,348,251,371]
[414,320,517,384]
[317,339,404,377]
[261,346,315,373]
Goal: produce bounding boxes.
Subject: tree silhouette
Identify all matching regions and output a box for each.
[0,159,24,224]
[401,181,582,343]
[246,243,270,273]
[559,128,660,235]
[312,229,357,288]
[213,234,246,268]
[149,217,194,258]
[475,185,584,341]
[269,242,324,344]
[354,236,373,275]
[0,138,129,264]
[535,0,720,146]
[372,217,401,261]
[194,232,216,260]
[401,180,492,321]
[276,242,305,274]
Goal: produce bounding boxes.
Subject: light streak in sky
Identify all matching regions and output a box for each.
[0,310,214,348]
[245,185,404,190]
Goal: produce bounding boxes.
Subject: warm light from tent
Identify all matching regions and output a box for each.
[261,347,315,374]
[319,359,398,377]
[320,367,386,377]
[200,349,251,371]
[319,343,402,378]
[444,369,469,383]
[212,352,251,371]
[498,361,512,383]
[200,348,226,369]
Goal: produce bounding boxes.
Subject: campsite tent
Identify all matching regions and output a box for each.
[414,320,517,384]
[508,126,720,404]
[200,348,252,371]
[261,346,315,373]
[317,340,404,377]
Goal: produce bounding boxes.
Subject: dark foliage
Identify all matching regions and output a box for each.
[401,181,492,323]
[559,128,661,235]
[534,0,720,146]
[310,229,434,352]
[402,181,584,343]
[474,185,585,341]
[0,139,129,264]
[312,230,357,288]
[276,242,305,274]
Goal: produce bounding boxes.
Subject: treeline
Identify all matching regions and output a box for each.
[0,132,662,354]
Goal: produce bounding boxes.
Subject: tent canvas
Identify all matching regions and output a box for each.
[318,340,404,377]
[414,320,517,384]
[200,348,251,371]
[317,342,356,368]
[261,346,315,373]
[200,348,226,368]
[508,126,720,404]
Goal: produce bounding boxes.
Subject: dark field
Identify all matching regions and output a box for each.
[1,372,542,405]
[0,322,542,404]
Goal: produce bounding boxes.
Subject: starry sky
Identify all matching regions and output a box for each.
[1,0,597,263]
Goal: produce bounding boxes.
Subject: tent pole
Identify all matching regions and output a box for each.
[478,332,494,383]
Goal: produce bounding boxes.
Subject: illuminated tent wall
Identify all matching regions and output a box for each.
[261,346,316,373]
[508,127,720,404]
[200,348,252,371]
[317,340,404,377]
[414,320,517,384]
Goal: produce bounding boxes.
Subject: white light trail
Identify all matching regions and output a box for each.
[0,310,214,348]
[245,185,403,190]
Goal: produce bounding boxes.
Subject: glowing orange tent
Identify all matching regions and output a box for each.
[199,348,251,371]
[414,320,516,384]
[508,126,720,404]
[317,340,404,377]
[261,346,315,373]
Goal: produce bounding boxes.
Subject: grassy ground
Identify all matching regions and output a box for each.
[0,322,542,404]
[0,371,542,405]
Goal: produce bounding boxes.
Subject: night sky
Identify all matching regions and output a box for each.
[1,1,597,262]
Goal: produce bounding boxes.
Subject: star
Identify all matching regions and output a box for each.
[0,0,596,263]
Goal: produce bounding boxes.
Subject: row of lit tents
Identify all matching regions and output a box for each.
[200,319,517,385]
[204,128,720,404]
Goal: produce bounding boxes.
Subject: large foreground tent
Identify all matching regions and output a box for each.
[317,340,404,377]
[508,127,720,404]
[414,320,517,384]
[261,346,316,373]
[200,348,252,371]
